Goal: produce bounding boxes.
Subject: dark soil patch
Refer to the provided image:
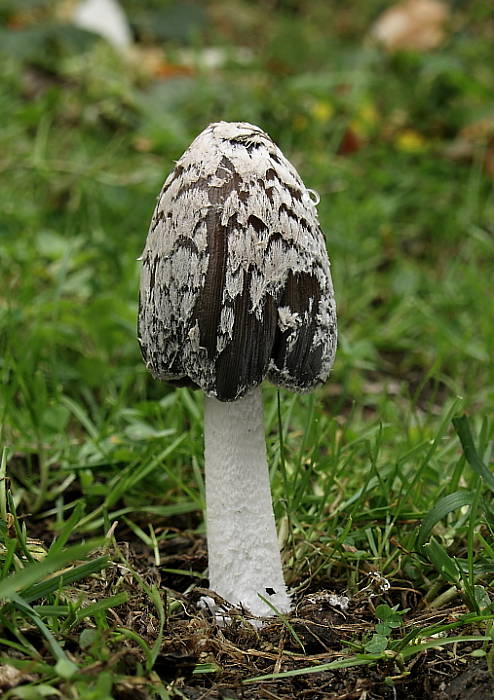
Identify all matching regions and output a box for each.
[2,531,492,699]
[437,662,494,700]
[88,538,494,698]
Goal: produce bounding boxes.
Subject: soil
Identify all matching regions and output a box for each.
[438,663,494,700]
[3,519,493,699]
[82,533,494,699]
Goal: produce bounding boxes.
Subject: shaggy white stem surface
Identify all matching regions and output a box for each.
[204,387,291,618]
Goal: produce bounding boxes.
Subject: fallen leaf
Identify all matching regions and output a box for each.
[445,118,494,179]
[128,46,194,79]
[337,127,362,155]
[371,0,449,52]
[71,0,133,51]
[310,100,335,123]
[395,128,427,152]
[0,664,35,690]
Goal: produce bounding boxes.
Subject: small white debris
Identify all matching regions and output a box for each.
[366,571,391,594]
[306,591,350,611]
[328,593,350,611]
[307,188,321,206]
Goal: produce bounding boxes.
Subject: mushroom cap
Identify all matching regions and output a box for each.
[138,121,337,401]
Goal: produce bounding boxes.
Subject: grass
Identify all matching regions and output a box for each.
[1,0,494,697]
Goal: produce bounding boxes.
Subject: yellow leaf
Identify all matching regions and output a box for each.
[311,100,334,123]
[395,129,426,152]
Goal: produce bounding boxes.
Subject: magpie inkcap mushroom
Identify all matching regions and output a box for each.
[138,121,337,619]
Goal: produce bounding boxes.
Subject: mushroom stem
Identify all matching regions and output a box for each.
[204,387,291,617]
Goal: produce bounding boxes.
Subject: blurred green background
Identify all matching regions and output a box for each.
[1,4,494,693]
[1,0,493,498]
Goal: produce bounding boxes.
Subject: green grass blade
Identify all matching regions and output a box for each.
[75,592,129,622]
[400,635,491,658]
[422,537,461,585]
[417,490,476,546]
[0,540,104,599]
[48,501,86,554]
[453,415,494,492]
[147,584,165,671]
[22,556,108,603]
[244,656,378,683]
[9,593,74,665]
[0,446,8,522]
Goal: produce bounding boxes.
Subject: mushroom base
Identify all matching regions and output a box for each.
[204,387,291,618]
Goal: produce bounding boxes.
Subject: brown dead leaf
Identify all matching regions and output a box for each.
[337,127,362,155]
[6,13,33,28]
[371,0,449,52]
[445,118,494,179]
[128,46,194,79]
[0,664,35,690]
[485,149,494,180]
[457,118,494,145]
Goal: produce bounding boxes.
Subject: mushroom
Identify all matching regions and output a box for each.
[138,122,337,619]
